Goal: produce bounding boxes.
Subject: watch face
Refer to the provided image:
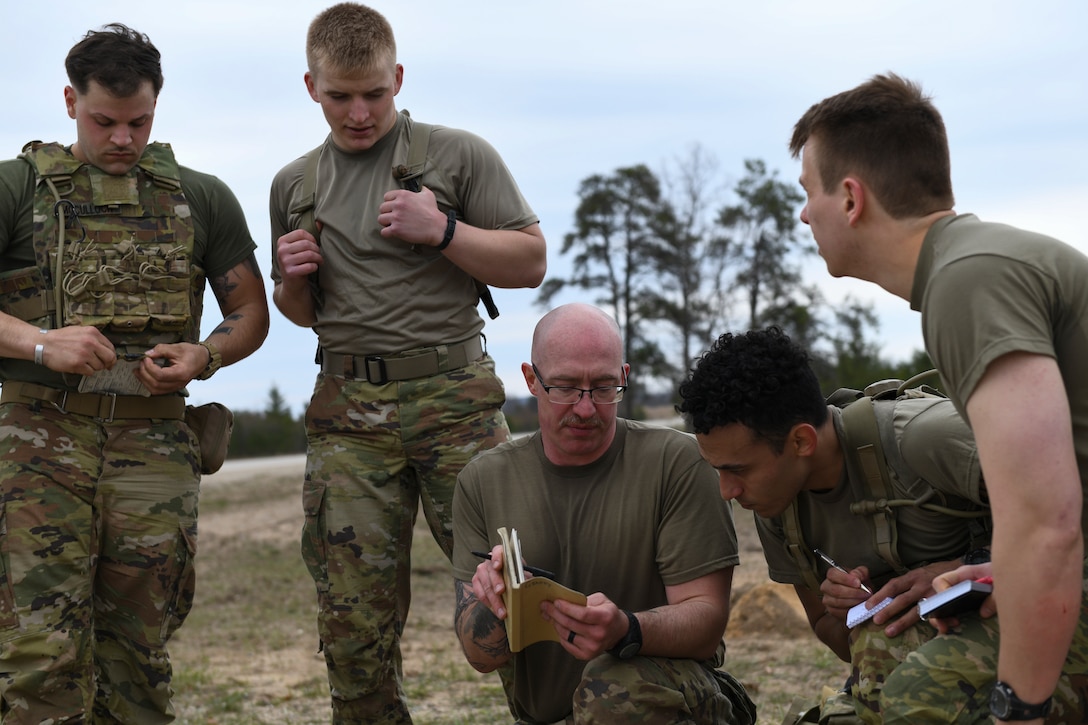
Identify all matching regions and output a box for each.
[619,641,641,659]
[990,684,1011,719]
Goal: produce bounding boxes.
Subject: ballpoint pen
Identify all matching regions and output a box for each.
[813,548,873,594]
[471,551,556,581]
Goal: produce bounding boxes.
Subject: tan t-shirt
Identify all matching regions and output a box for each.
[269,111,537,355]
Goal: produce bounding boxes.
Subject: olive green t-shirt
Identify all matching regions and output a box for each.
[452,419,738,723]
[911,213,1088,539]
[269,111,538,355]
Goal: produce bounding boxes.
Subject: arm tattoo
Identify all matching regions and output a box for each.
[454,580,510,664]
[210,253,261,307]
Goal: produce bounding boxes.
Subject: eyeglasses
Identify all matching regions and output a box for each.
[531,363,627,405]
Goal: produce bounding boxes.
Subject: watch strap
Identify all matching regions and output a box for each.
[195,341,222,381]
[608,609,642,659]
[991,680,1053,720]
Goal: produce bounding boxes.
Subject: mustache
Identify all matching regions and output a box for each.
[560,412,604,428]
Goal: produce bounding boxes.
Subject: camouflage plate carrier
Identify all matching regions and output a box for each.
[1,141,202,358]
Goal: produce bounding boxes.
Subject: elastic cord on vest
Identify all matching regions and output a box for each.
[436,209,456,251]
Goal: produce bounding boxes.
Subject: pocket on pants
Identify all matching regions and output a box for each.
[158,524,196,642]
[0,504,18,628]
[301,481,330,597]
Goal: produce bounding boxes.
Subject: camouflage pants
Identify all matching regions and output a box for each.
[562,653,756,725]
[879,559,1088,723]
[301,356,509,724]
[0,401,199,724]
[841,614,942,723]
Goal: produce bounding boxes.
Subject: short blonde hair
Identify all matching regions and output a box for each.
[306,2,396,77]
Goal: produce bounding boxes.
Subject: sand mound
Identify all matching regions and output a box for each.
[727,583,812,639]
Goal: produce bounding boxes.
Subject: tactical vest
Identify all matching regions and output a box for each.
[10,141,200,353]
[782,373,991,590]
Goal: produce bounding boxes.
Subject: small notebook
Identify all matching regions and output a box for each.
[847,596,894,628]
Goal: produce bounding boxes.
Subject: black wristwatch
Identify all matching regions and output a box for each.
[990,681,1052,720]
[608,610,642,659]
[962,547,992,565]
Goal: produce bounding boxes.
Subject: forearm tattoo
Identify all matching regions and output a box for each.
[454,580,510,665]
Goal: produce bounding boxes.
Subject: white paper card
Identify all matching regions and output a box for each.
[847,596,894,628]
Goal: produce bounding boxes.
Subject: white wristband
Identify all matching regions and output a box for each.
[34,328,47,366]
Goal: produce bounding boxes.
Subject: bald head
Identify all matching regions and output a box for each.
[532,303,623,370]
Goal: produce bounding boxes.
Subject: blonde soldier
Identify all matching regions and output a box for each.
[0,24,268,723]
[269,4,545,722]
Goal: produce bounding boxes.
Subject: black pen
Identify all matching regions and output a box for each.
[471,551,556,581]
[813,548,873,594]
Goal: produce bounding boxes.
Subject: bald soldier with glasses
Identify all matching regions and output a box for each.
[451,303,756,725]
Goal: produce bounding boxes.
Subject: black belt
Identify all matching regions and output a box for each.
[0,380,186,422]
[318,336,485,384]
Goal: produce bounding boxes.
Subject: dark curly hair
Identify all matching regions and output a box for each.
[677,327,828,451]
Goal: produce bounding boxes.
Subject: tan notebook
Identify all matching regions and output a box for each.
[497,527,587,652]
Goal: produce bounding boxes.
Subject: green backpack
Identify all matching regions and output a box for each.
[289,113,499,318]
[782,371,990,591]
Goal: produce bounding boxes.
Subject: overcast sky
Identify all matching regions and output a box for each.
[3,1,1085,414]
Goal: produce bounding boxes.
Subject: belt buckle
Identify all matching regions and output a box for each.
[50,390,69,415]
[95,393,118,423]
[364,355,388,385]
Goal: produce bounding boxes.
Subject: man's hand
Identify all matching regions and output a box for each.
[540,592,626,661]
[926,562,997,634]
[377,186,446,247]
[275,228,323,283]
[133,342,211,395]
[820,564,871,619]
[33,326,116,375]
[471,544,510,620]
[866,560,964,636]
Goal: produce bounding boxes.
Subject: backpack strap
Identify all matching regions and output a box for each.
[289,144,325,309]
[781,501,823,590]
[840,397,908,575]
[391,116,500,320]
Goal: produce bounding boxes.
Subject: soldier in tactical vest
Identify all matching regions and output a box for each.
[268,4,546,723]
[677,327,992,724]
[0,23,269,723]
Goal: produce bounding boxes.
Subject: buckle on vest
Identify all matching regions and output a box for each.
[364,356,388,385]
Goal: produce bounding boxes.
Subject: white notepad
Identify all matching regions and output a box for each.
[847,596,894,628]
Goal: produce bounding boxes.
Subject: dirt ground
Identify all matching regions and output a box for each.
[173,454,848,724]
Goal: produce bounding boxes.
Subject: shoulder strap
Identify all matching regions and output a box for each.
[393,115,500,320]
[392,119,432,192]
[781,502,822,590]
[291,145,324,241]
[289,145,325,309]
[840,397,907,574]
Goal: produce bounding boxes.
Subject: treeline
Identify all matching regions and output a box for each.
[539,149,932,417]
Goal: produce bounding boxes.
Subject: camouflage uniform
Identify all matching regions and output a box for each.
[301,356,509,724]
[0,141,254,722]
[0,403,199,724]
[566,651,756,725]
[877,557,1088,723]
